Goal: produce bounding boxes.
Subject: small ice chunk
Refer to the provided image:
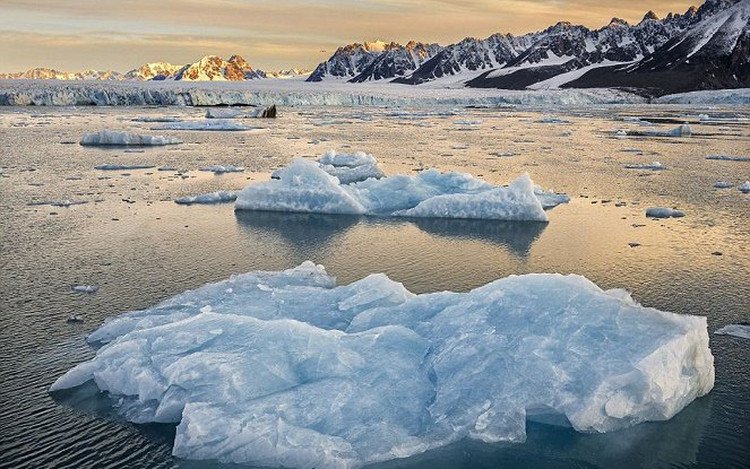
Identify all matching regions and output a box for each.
[714,324,750,339]
[95,164,155,171]
[619,125,691,138]
[739,181,750,194]
[624,162,667,171]
[646,207,685,218]
[153,120,252,131]
[713,181,733,189]
[705,155,750,162]
[72,284,99,293]
[175,191,238,205]
[200,165,245,174]
[81,130,181,146]
[205,105,276,119]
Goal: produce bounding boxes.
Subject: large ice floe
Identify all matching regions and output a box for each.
[51,261,714,468]
[153,119,252,131]
[80,130,182,146]
[240,154,567,221]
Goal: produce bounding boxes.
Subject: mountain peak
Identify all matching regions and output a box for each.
[641,10,660,22]
[608,17,630,27]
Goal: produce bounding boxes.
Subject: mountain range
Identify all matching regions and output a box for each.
[310,0,749,95]
[0,55,311,82]
[1,0,747,95]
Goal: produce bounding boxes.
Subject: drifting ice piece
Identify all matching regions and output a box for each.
[714,324,750,339]
[80,130,181,146]
[205,105,277,119]
[174,191,238,205]
[153,119,252,131]
[646,207,685,218]
[238,158,567,221]
[51,262,714,469]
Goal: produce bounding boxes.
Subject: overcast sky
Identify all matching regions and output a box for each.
[0,0,698,72]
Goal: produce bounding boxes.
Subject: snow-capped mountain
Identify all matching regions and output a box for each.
[263,69,311,79]
[123,62,183,80]
[0,68,123,80]
[307,41,440,81]
[172,55,264,81]
[564,0,750,93]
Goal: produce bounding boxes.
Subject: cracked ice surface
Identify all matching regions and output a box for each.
[51,262,714,468]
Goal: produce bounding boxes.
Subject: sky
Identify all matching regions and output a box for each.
[0,0,698,72]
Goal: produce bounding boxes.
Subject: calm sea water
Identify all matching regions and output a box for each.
[0,104,748,468]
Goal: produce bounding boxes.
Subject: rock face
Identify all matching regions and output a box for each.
[123,62,183,80]
[307,41,441,82]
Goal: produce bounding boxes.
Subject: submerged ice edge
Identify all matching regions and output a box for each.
[50,261,715,469]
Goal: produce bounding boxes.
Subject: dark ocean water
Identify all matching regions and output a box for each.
[0,105,748,468]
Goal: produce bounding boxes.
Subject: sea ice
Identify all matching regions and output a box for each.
[237,159,567,221]
[713,181,734,189]
[80,130,182,146]
[714,324,750,339]
[51,262,715,468]
[94,164,155,171]
[205,105,276,119]
[316,150,385,184]
[199,165,245,174]
[705,155,750,162]
[153,120,252,131]
[624,162,667,171]
[71,284,99,293]
[740,181,750,194]
[617,125,691,138]
[175,191,238,205]
[646,207,685,218]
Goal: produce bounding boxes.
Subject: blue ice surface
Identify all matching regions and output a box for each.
[52,262,714,468]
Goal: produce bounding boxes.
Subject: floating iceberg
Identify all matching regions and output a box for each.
[175,191,238,205]
[624,162,667,171]
[80,130,181,146]
[205,104,276,119]
[705,155,750,162]
[94,164,155,171]
[617,125,691,138]
[238,159,567,221]
[646,207,685,218]
[740,181,750,194]
[153,119,252,131]
[199,165,245,174]
[714,181,734,189]
[714,324,750,340]
[51,262,714,468]
[71,284,98,293]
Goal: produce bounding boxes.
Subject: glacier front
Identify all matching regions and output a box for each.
[237,158,568,221]
[51,262,714,469]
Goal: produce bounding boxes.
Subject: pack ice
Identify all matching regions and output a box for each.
[51,262,714,468]
[238,156,568,221]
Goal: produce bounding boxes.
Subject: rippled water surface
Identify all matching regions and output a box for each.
[0,104,748,468]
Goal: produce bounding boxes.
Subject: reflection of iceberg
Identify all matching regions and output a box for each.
[411,218,546,257]
[51,262,714,469]
[234,210,360,250]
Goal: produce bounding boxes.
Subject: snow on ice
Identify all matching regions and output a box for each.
[174,191,238,205]
[80,130,182,146]
[199,165,245,174]
[646,207,685,218]
[51,262,715,468]
[238,157,568,221]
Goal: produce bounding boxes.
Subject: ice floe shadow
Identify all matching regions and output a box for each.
[234,210,546,258]
[234,210,362,249]
[408,217,546,257]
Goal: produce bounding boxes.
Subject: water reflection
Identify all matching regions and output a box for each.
[410,218,546,257]
[234,210,361,250]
